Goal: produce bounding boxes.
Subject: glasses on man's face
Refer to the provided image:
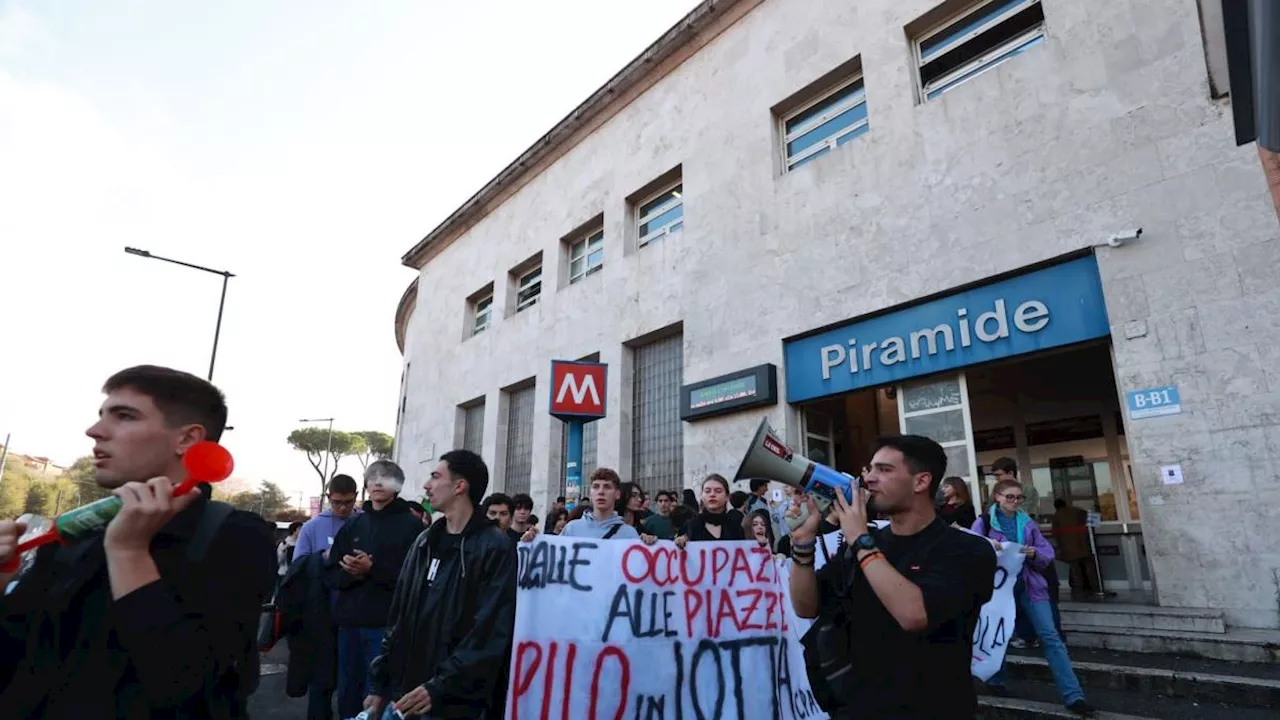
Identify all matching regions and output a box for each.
[1000,494,1024,502]
[328,497,356,508]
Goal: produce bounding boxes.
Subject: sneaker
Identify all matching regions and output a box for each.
[1010,638,1028,649]
[1067,700,1097,717]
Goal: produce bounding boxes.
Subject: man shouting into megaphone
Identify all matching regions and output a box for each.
[787,435,996,720]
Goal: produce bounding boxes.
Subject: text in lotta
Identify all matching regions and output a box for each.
[507,536,826,720]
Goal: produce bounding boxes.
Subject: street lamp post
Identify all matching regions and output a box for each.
[124,247,234,381]
[300,417,335,506]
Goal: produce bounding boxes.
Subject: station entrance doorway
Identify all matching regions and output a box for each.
[797,340,1150,593]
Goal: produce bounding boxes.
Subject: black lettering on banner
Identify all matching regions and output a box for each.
[633,694,666,720]
[992,565,1009,592]
[672,641,685,720]
[518,540,597,591]
[603,586,679,642]
[776,635,797,719]
[718,637,779,720]
[690,640,725,720]
[971,614,1008,658]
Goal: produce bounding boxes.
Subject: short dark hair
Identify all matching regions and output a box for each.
[555,496,566,504]
[749,478,769,494]
[328,474,358,495]
[104,365,228,442]
[730,490,750,510]
[702,473,730,494]
[589,467,622,489]
[483,492,513,513]
[992,457,1018,476]
[874,435,948,498]
[288,521,304,534]
[655,490,677,502]
[511,493,534,511]
[441,449,489,506]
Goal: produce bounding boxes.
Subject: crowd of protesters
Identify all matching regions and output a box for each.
[0,363,1099,719]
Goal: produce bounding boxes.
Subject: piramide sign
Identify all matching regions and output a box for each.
[550,360,608,420]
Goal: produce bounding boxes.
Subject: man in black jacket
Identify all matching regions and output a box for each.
[365,449,516,720]
[0,364,276,719]
[327,460,424,719]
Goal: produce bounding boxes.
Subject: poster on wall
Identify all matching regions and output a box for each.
[508,536,825,720]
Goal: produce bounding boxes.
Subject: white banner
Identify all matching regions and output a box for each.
[971,541,1026,681]
[809,527,1024,681]
[508,536,827,720]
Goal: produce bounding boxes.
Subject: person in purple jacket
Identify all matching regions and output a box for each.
[972,479,1094,717]
[296,475,360,561]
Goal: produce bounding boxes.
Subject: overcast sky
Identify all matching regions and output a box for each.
[0,0,700,506]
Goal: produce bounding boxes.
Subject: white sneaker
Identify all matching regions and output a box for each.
[1010,638,1028,649]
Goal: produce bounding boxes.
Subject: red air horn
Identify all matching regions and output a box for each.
[1,442,234,573]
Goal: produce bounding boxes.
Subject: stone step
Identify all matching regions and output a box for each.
[1003,655,1280,708]
[977,695,1153,719]
[1061,623,1280,663]
[1058,602,1225,634]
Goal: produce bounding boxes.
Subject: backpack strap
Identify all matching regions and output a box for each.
[602,524,622,540]
[186,500,235,565]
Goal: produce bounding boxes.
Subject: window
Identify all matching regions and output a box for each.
[461,400,485,455]
[914,0,1046,102]
[782,77,869,171]
[569,228,604,283]
[637,184,683,248]
[471,294,492,334]
[515,265,541,311]
[631,333,683,492]
[503,385,535,495]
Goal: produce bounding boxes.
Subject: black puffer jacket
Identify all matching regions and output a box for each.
[279,551,335,697]
[368,511,516,719]
[325,497,425,628]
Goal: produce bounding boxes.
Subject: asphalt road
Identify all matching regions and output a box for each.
[248,644,311,719]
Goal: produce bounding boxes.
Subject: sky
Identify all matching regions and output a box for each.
[0,0,702,507]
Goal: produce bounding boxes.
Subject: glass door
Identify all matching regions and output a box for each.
[897,374,979,502]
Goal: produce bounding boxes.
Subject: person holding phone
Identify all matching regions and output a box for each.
[326,462,424,719]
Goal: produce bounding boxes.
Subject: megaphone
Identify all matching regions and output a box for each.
[733,417,858,526]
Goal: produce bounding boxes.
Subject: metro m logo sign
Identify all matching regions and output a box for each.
[550,360,608,420]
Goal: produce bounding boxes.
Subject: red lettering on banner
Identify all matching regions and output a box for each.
[751,546,774,583]
[540,641,558,720]
[762,591,779,631]
[588,646,630,720]
[714,588,740,637]
[684,588,703,638]
[680,547,706,586]
[736,589,765,631]
[562,642,577,720]
[620,545,648,584]
[711,547,730,585]
[511,641,542,720]
[729,548,754,586]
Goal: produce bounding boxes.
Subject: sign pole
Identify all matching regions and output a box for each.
[1084,510,1112,598]
[565,419,584,507]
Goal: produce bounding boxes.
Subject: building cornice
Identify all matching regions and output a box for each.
[394,277,419,355]
[400,0,761,269]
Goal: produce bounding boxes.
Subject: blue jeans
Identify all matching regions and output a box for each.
[337,627,385,718]
[989,590,1085,705]
[378,708,431,720]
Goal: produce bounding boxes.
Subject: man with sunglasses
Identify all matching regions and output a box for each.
[296,475,360,561]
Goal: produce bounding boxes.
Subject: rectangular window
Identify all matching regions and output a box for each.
[782,77,869,171]
[914,0,1046,102]
[631,333,684,493]
[637,184,683,248]
[503,385,535,496]
[569,228,604,283]
[515,265,542,311]
[462,400,485,455]
[472,293,493,335]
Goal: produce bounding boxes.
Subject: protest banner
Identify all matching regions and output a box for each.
[970,542,1026,681]
[508,536,827,720]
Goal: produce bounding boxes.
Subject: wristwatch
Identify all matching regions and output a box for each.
[843,532,877,562]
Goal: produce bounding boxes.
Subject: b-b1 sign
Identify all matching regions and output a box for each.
[1126,385,1181,419]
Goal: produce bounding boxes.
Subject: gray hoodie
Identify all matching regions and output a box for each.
[561,511,640,539]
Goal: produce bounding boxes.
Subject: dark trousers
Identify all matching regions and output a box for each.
[337,626,386,719]
[308,680,334,720]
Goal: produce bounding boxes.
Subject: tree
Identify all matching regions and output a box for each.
[0,459,33,520]
[24,481,56,516]
[274,508,310,523]
[224,480,292,519]
[287,427,360,501]
[354,431,394,470]
[66,456,114,504]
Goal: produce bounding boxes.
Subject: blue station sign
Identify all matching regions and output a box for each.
[784,256,1111,403]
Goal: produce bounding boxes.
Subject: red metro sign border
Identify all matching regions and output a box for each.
[550,360,608,421]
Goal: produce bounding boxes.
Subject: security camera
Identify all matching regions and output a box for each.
[1106,228,1142,248]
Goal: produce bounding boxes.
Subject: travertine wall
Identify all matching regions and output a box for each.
[397,0,1279,627]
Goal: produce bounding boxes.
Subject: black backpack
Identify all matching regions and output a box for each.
[182,501,262,712]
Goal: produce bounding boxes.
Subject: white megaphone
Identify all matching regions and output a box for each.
[733,417,860,528]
